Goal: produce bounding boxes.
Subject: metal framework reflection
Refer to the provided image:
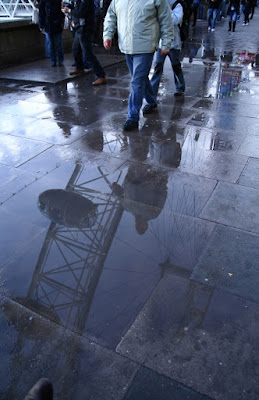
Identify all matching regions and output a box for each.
[23,164,124,334]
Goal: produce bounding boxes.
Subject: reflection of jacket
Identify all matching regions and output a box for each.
[71,0,95,32]
[39,0,64,34]
[103,0,174,54]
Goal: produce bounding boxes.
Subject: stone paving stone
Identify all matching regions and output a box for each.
[0,297,138,400]
[0,114,37,135]
[0,208,46,268]
[117,274,259,400]
[200,182,259,233]
[0,135,52,167]
[11,118,90,145]
[191,224,259,303]
[237,135,259,158]
[238,158,259,190]
[124,367,211,400]
[178,131,247,182]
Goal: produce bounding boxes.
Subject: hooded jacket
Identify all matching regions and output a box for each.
[103,0,174,54]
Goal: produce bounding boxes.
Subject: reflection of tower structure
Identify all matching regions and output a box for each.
[19,164,124,335]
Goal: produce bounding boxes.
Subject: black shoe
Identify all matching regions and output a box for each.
[24,378,53,400]
[123,120,138,131]
[142,104,157,115]
[51,63,57,67]
[174,91,184,97]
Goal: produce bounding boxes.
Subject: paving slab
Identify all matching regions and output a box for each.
[0,53,125,85]
[0,134,52,167]
[237,134,259,158]
[191,224,259,303]
[238,157,259,190]
[200,181,259,233]
[117,274,259,400]
[0,297,138,400]
[124,367,211,400]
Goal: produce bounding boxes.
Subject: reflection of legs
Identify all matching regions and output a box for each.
[126,53,154,122]
[169,49,185,93]
[150,50,167,101]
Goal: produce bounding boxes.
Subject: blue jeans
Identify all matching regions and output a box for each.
[46,32,64,65]
[151,49,185,101]
[125,53,156,122]
[73,28,105,78]
[207,8,218,28]
[229,10,237,22]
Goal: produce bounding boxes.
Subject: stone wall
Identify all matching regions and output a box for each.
[0,20,73,69]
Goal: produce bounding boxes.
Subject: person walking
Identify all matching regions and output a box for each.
[227,0,239,31]
[207,0,221,31]
[103,0,174,131]
[39,0,65,67]
[148,0,185,106]
[69,0,107,86]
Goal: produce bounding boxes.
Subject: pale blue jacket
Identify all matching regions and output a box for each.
[103,0,174,54]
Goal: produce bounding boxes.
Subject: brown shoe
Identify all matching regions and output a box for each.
[92,77,107,86]
[69,69,84,76]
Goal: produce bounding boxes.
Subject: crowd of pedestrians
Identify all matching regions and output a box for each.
[35,0,257,131]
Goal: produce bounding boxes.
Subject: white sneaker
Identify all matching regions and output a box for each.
[211,28,215,32]
[208,26,211,31]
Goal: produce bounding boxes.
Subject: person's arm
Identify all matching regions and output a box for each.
[103,0,117,50]
[156,0,174,53]
[38,0,46,30]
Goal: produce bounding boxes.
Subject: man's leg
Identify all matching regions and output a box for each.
[125,53,154,122]
[211,9,218,28]
[55,32,64,66]
[46,33,57,66]
[72,30,84,70]
[150,50,167,101]
[169,49,185,94]
[78,29,106,83]
[207,8,212,28]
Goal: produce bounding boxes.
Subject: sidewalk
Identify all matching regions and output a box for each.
[0,15,259,400]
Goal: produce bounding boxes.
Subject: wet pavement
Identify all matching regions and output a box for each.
[0,15,259,400]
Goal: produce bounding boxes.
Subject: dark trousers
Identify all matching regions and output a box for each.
[72,28,105,78]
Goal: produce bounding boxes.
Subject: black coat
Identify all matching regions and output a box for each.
[71,0,95,32]
[39,0,64,34]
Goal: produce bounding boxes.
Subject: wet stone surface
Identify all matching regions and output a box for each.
[0,14,259,400]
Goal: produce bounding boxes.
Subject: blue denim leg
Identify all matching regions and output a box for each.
[55,32,64,64]
[168,49,185,93]
[150,50,167,101]
[126,53,155,122]
[46,33,57,65]
[212,9,218,28]
[207,8,213,27]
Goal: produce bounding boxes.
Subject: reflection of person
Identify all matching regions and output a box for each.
[112,164,168,234]
[103,0,173,131]
[148,0,185,108]
[69,0,107,86]
[39,0,65,67]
